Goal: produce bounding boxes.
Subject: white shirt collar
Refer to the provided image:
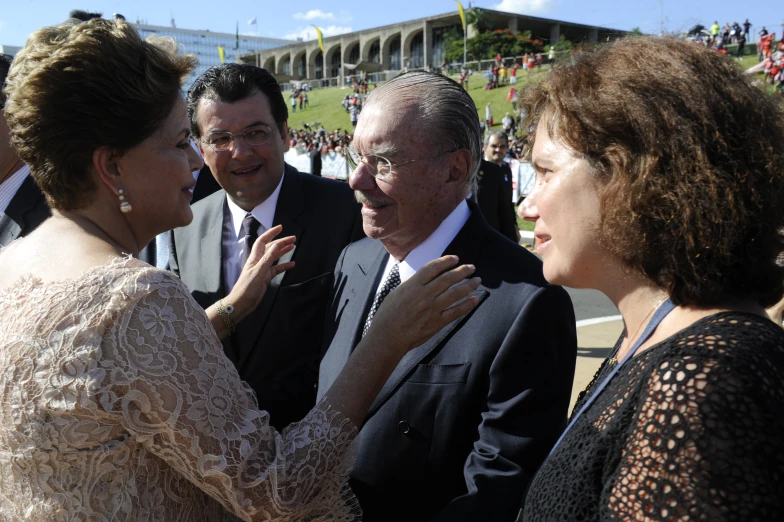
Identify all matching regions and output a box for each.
[388,200,471,283]
[0,164,31,215]
[226,171,285,239]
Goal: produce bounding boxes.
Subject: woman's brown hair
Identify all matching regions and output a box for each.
[522,37,784,307]
[4,18,196,210]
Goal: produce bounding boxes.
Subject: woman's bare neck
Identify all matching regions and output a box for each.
[0,217,127,290]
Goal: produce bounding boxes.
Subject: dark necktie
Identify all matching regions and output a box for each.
[240,213,260,266]
[362,263,401,338]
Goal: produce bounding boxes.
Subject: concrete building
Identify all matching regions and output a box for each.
[0,45,22,57]
[134,23,291,91]
[239,9,624,85]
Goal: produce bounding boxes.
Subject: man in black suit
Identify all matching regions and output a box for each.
[474,159,519,243]
[170,64,364,430]
[308,146,322,176]
[482,130,520,241]
[0,53,50,248]
[318,71,577,521]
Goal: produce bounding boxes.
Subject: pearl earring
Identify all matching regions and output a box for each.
[118,189,132,214]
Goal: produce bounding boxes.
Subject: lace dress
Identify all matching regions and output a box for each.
[523,312,784,521]
[0,258,359,521]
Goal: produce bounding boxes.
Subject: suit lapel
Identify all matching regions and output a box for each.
[365,202,491,419]
[0,176,46,246]
[349,245,389,354]
[365,288,488,419]
[319,242,388,393]
[0,213,21,247]
[235,167,304,369]
[198,195,227,296]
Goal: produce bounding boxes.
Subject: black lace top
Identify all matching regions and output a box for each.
[523,312,784,521]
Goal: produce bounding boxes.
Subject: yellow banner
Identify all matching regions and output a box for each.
[457,1,466,31]
[217,45,226,64]
[313,25,325,54]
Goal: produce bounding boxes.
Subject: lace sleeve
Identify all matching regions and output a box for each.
[606,350,784,521]
[98,268,360,521]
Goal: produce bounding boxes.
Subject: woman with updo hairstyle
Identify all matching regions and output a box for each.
[519,37,784,520]
[0,18,479,520]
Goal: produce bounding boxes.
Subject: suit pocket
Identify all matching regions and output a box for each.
[407,363,471,384]
[275,272,332,326]
[265,272,333,361]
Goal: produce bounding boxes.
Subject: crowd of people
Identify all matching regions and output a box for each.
[286,125,354,176]
[482,53,543,90]
[287,86,309,113]
[691,18,780,61]
[1,12,784,522]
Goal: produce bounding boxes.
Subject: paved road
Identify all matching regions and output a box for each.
[519,237,618,322]
[519,237,624,410]
[564,287,618,322]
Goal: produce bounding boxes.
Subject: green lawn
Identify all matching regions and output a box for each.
[286,69,548,133]
[290,52,765,133]
[517,216,535,232]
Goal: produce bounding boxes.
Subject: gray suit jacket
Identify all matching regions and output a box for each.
[170,164,364,429]
[0,175,50,248]
[318,202,577,522]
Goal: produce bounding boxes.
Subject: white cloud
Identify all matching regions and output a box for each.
[293,10,335,21]
[284,25,353,41]
[494,0,555,14]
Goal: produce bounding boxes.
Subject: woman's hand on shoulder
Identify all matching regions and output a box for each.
[366,256,480,356]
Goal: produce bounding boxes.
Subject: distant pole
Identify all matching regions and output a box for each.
[464,32,467,66]
[659,0,663,36]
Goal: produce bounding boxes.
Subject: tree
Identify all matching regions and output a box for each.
[465,7,492,33]
[553,35,574,53]
[629,27,644,37]
[445,28,545,63]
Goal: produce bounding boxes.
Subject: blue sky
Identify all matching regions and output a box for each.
[1,0,780,47]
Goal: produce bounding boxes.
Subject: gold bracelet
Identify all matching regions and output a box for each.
[217,299,236,334]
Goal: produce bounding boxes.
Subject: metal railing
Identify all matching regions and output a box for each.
[280,70,401,92]
[277,52,560,92]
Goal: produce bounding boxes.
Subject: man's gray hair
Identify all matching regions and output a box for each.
[366,71,481,196]
[483,130,509,147]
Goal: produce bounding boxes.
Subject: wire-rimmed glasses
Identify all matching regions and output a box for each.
[201,125,275,153]
[344,147,458,182]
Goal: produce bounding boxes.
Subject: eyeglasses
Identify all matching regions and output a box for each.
[344,147,458,182]
[201,125,275,153]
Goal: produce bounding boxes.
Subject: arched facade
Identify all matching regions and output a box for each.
[324,44,341,78]
[382,32,401,70]
[368,40,381,63]
[361,36,381,62]
[343,41,360,65]
[404,30,424,69]
[292,49,306,79]
[307,49,324,80]
[241,11,624,83]
[276,52,291,76]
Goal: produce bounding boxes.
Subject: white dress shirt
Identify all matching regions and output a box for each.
[222,171,285,292]
[374,200,471,296]
[0,165,31,215]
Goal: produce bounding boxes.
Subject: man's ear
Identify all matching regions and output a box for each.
[92,145,123,194]
[441,149,472,197]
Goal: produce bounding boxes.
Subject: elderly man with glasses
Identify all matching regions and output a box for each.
[318,71,577,522]
[168,64,364,431]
